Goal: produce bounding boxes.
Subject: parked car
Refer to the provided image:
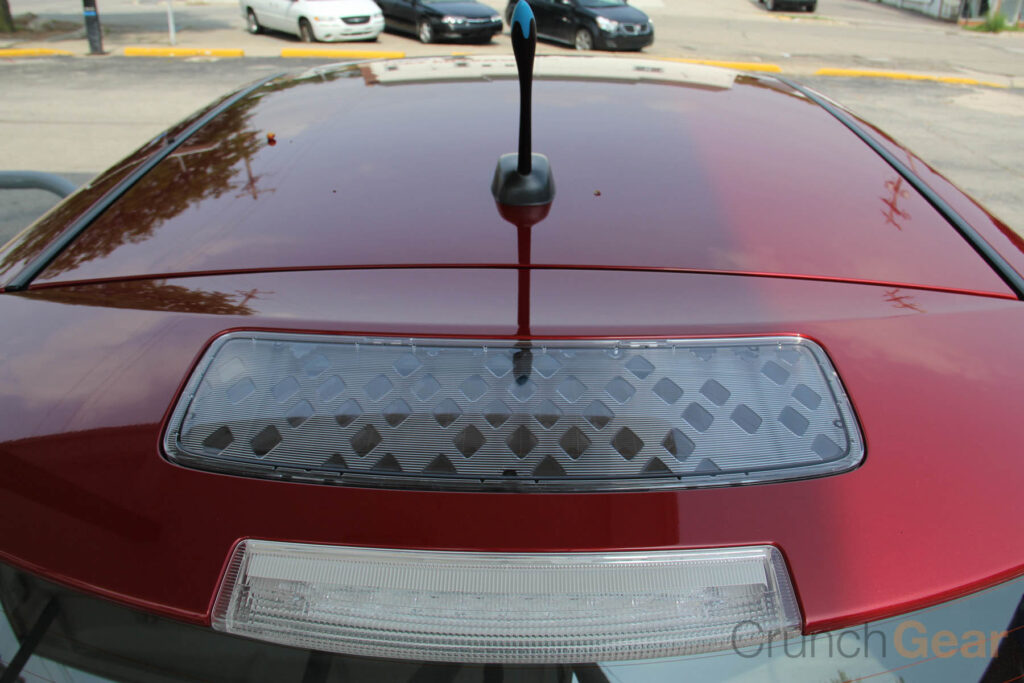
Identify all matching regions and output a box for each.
[505,0,653,50]
[1,54,1024,682]
[240,0,385,42]
[761,0,817,12]
[376,0,503,43]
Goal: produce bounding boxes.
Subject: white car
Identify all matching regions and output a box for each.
[241,0,385,42]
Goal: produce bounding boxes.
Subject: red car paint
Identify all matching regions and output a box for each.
[5,65,1011,297]
[1,57,1022,639]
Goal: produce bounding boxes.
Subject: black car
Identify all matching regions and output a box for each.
[377,0,504,43]
[505,0,653,51]
[760,0,816,11]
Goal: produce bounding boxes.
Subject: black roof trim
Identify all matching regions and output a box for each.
[777,76,1024,301]
[4,73,285,292]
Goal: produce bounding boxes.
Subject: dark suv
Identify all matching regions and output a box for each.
[505,0,653,50]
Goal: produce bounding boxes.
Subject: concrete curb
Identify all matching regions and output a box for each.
[813,67,1008,88]
[0,48,74,57]
[657,57,783,73]
[280,48,405,59]
[118,46,407,59]
[123,46,245,58]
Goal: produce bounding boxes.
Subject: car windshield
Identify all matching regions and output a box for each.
[3,562,1024,683]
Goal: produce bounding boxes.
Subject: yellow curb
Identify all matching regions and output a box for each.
[656,57,783,73]
[0,48,74,57]
[123,46,245,58]
[281,48,405,59]
[814,68,1006,88]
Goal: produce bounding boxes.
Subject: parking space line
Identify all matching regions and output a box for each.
[0,48,74,57]
[281,48,405,59]
[123,47,245,58]
[656,57,783,73]
[814,68,1007,88]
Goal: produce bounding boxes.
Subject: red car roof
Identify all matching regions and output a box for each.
[12,57,1014,298]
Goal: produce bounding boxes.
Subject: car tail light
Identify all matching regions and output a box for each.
[164,333,862,491]
[212,540,801,663]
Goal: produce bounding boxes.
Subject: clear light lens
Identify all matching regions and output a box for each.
[164,334,862,491]
[596,16,619,32]
[443,15,465,24]
[212,540,801,664]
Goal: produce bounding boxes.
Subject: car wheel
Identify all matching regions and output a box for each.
[299,18,316,42]
[246,8,263,35]
[806,1,817,10]
[765,0,776,9]
[418,20,434,43]
[574,28,593,50]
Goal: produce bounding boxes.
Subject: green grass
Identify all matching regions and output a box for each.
[968,12,1022,32]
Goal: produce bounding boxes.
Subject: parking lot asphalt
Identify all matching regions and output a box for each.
[1,1,1022,242]
[2,0,1023,85]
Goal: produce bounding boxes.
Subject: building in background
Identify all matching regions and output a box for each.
[958,0,1023,23]
[869,0,1022,25]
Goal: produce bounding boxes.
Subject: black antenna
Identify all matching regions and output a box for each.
[491,0,554,206]
[512,0,534,176]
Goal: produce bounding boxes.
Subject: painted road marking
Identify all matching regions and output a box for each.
[124,47,245,58]
[281,48,405,59]
[0,48,73,57]
[814,68,1007,88]
[657,57,783,73]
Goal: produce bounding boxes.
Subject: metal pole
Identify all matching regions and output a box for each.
[166,0,176,46]
[0,0,15,33]
[0,171,78,198]
[82,0,104,55]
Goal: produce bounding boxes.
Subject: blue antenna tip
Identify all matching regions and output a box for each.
[512,1,534,39]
